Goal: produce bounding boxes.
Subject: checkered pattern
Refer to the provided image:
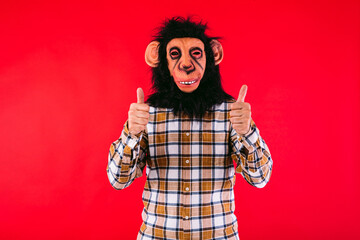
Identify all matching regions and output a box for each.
[107,101,273,240]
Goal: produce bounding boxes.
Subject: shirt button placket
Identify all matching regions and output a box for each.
[182,123,191,239]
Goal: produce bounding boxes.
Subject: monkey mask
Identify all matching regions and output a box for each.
[145,37,223,93]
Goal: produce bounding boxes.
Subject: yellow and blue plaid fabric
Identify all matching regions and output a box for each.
[107,101,273,240]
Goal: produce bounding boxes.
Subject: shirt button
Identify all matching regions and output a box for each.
[186,132,190,136]
[185,160,189,164]
[185,187,190,191]
[185,216,189,220]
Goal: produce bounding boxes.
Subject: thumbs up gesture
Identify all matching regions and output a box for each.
[128,88,150,135]
[230,85,252,135]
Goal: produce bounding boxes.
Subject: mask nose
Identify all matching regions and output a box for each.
[179,55,195,74]
[182,64,193,70]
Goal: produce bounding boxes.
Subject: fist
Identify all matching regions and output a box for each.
[128,88,150,135]
[230,85,251,135]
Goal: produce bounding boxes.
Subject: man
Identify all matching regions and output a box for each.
[107,17,273,240]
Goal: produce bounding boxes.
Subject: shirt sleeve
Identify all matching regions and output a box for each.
[106,120,149,190]
[230,120,273,188]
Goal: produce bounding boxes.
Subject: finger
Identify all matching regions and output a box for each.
[137,87,144,104]
[232,124,247,131]
[130,103,150,111]
[230,117,247,124]
[230,109,251,117]
[129,127,143,135]
[232,124,249,134]
[231,102,251,110]
[237,85,248,102]
[129,114,148,125]
[130,117,149,126]
[128,109,150,120]
[230,119,251,127]
[134,111,150,119]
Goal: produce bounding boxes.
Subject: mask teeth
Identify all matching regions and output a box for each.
[180,80,196,85]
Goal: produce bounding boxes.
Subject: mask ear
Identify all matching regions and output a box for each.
[145,41,160,67]
[211,40,224,65]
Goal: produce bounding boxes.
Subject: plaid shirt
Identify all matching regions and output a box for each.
[107,101,273,240]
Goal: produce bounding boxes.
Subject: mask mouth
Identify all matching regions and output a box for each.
[176,78,199,86]
[180,80,196,85]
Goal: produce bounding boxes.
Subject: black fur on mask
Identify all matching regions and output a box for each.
[146,16,234,119]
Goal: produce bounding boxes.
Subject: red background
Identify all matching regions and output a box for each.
[1,0,359,239]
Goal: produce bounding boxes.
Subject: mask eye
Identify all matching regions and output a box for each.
[191,49,203,59]
[169,49,181,59]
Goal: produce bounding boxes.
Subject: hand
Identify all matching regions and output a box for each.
[128,88,150,135]
[230,85,252,135]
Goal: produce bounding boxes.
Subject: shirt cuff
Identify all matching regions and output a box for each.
[121,120,142,150]
[242,120,260,146]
